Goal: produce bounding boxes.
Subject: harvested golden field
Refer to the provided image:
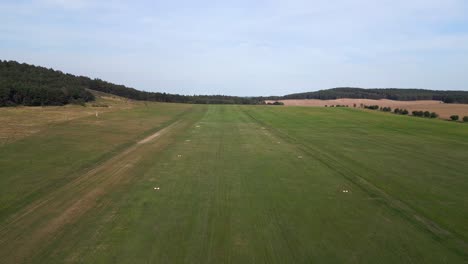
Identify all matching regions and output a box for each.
[266,99,468,119]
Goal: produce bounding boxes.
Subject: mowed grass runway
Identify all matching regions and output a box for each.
[1,104,467,263]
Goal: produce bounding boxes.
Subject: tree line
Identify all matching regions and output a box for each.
[362,104,468,122]
[0,60,263,106]
[280,87,468,103]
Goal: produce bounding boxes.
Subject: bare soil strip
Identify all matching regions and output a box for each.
[0,119,188,263]
[138,121,180,144]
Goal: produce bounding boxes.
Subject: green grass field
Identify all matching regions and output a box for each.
[1,103,467,263]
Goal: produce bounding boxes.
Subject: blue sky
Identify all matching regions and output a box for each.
[1,0,468,96]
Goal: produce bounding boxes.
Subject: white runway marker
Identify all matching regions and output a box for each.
[154,187,160,190]
[298,156,303,159]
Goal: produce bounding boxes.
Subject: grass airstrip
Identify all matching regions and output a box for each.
[1,96,467,263]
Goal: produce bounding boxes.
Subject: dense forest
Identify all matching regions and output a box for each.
[0,60,262,106]
[0,60,95,106]
[282,87,468,103]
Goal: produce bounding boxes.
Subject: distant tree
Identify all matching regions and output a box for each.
[272,101,284,105]
[463,116,468,122]
[382,107,391,112]
[364,105,379,110]
[423,111,431,118]
[394,108,401,114]
[401,109,409,115]
[450,115,459,121]
[430,112,438,118]
[412,111,424,117]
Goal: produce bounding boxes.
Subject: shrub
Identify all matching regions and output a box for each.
[463,116,468,122]
[430,112,438,118]
[423,111,431,118]
[394,108,400,114]
[70,98,86,106]
[401,109,409,115]
[91,103,109,107]
[450,115,459,121]
[272,101,284,105]
[412,111,424,117]
[364,105,379,110]
[382,107,392,112]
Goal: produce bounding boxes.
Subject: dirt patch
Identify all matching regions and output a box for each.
[138,121,180,144]
[266,99,468,119]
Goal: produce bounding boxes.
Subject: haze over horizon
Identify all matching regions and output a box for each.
[1,0,468,96]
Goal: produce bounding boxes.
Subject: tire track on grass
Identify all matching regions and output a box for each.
[0,117,191,263]
[241,106,468,259]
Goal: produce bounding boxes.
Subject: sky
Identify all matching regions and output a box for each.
[1,0,468,96]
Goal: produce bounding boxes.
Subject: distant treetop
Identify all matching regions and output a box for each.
[281,87,468,104]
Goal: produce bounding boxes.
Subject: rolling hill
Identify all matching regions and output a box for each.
[282,87,468,103]
[2,60,468,107]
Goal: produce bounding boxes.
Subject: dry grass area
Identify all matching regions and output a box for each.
[0,91,134,145]
[266,99,468,119]
[0,106,95,145]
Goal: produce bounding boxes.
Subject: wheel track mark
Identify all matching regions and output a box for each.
[240,106,468,259]
[0,118,191,263]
